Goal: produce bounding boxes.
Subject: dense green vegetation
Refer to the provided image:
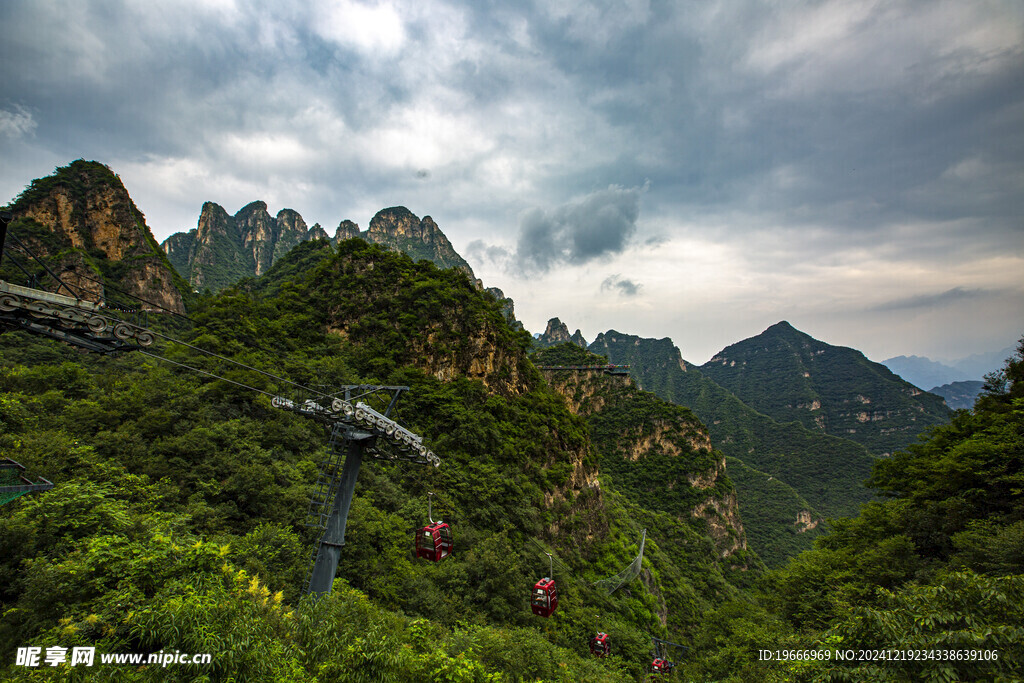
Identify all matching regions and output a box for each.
[747,338,1024,681]
[590,331,875,567]
[700,321,951,456]
[532,344,755,568]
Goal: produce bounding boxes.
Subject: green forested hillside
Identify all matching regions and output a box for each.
[532,344,753,564]
[589,331,874,566]
[752,339,1024,682]
[0,239,748,681]
[700,321,951,456]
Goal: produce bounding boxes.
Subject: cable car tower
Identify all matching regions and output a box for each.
[272,385,441,597]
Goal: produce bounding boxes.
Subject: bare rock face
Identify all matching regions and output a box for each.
[334,220,360,241]
[161,204,480,293]
[306,223,331,241]
[364,207,476,281]
[486,287,525,331]
[187,202,251,291]
[236,201,277,276]
[273,209,308,267]
[7,160,186,313]
[795,510,822,533]
[692,491,747,558]
[538,317,587,348]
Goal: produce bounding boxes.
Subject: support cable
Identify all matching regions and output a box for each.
[3,232,86,299]
[149,330,334,401]
[137,350,282,400]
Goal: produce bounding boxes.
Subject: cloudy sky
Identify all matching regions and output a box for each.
[1,0,1021,365]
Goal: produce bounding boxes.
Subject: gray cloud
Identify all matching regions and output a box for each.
[871,287,992,312]
[515,184,644,272]
[465,239,512,269]
[600,274,642,297]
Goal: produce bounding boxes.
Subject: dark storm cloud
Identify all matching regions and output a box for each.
[514,184,644,273]
[0,0,1020,361]
[600,274,642,297]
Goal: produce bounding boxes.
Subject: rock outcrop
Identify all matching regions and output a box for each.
[362,207,475,281]
[4,160,187,313]
[536,317,588,349]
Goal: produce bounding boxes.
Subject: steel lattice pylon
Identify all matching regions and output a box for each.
[272,385,440,597]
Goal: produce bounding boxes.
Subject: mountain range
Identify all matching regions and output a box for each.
[1,160,759,679]
[162,202,475,292]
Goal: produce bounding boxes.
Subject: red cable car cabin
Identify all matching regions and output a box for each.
[650,658,674,674]
[416,521,453,562]
[530,577,558,617]
[590,632,610,657]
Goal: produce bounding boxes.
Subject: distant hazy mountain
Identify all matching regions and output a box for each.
[881,355,965,391]
[949,347,1016,380]
[701,321,951,456]
[929,380,986,410]
[882,347,1014,389]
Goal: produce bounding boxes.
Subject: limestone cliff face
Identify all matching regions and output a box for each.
[7,160,186,313]
[272,209,308,268]
[403,322,530,396]
[186,202,252,291]
[486,287,525,331]
[236,201,277,276]
[364,207,476,281]
[334,220,360,241]
[307,223,330,242]
[538,362,746,558]
[162,204,478,292]
[795,509,822,533]
[173,202,324,290]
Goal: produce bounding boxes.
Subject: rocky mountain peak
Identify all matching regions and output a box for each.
[162,203,477,292]
[307,223,330,241]
[538,317,587,348]
[486,287,525,331]
[5,160,187,313]
[363,207,475,281]
[335,220,360,241]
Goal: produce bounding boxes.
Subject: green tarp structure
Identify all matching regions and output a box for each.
[0,458,53,505]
